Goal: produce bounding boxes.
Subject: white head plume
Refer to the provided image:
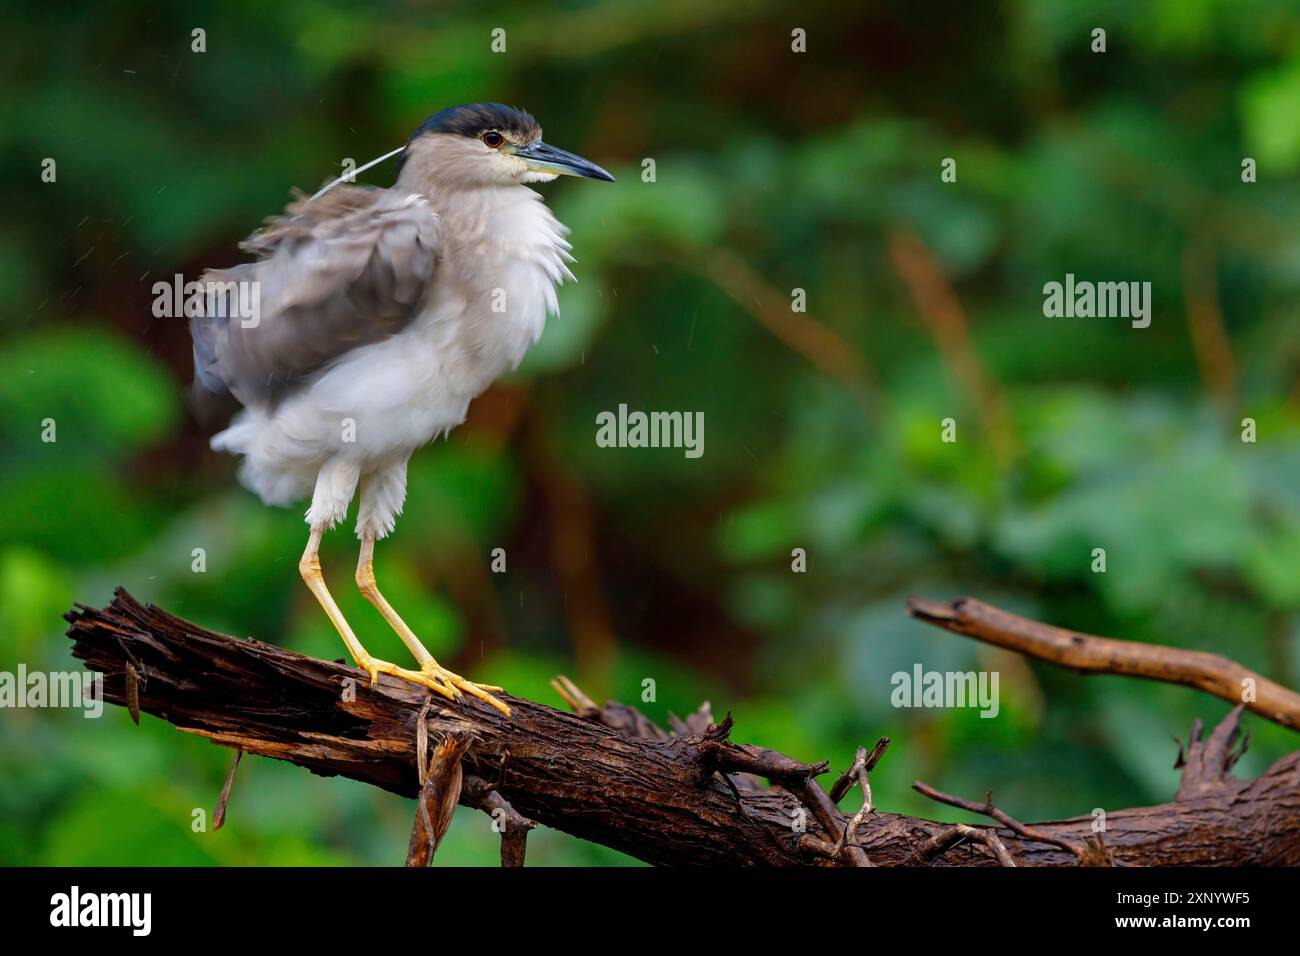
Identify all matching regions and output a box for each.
[309,146,406,201]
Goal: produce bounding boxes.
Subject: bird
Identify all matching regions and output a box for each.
[189,103,614,716]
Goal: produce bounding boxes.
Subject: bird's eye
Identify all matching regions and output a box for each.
[483,131,504,148]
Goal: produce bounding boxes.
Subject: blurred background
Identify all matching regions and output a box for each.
[3,0,1299,866]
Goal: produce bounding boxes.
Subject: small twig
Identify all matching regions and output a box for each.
[798,833,843,859]
[911,824,1016,866]
[550,674,594,713]
[830,741,887,855]
[830,737,889,803]
[697,720,830,788]
[792,776,872,866]
[553,674,673,741]
[463,775,536,867]
[213,749,243,831]
[913,781,1087,861]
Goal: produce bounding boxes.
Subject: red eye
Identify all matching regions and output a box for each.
[483,131,504,148]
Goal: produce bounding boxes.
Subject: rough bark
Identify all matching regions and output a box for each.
[65,589,1300,866]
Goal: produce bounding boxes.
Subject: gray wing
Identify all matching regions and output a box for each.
[191,185,441,408]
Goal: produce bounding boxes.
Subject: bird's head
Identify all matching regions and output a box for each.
[395,103,614,191]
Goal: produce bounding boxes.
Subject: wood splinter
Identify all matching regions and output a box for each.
[406,723,472,867]
[213,749,243,831]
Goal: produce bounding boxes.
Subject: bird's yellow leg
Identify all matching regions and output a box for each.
[299,527,458,703]
[356,535,511,716]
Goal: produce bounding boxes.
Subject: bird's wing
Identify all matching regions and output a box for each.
[191,185,442,407]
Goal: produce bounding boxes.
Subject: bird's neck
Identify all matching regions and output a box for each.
[408,182,572,285]
[420,182,533,242]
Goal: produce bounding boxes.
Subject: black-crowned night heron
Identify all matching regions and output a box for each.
[190,103,614,716]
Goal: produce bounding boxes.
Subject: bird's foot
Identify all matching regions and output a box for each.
[417,661,512,717]
[353,654,462,704]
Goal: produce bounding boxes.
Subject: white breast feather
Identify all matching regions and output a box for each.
[212,184,573,508]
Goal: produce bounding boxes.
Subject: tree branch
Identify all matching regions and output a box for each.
[64,590,1300,866]
[908,596,1300,731]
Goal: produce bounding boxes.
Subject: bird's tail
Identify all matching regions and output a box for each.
[211,410,316,507]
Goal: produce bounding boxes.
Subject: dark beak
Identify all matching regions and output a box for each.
[511,140,615,181]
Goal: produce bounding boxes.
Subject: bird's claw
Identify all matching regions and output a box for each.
[351,655,510,715]
[419,663,511,716]
[354,657,457,702]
